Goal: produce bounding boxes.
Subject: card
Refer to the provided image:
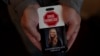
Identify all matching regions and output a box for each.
[37,5,67,55]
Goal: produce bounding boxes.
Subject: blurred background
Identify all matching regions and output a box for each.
[0,0,100,56]
[81,0,100,19]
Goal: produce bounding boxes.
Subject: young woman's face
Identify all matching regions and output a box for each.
[49,29,57,38]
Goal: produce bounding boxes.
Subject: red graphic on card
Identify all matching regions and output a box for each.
[44,11,59,26]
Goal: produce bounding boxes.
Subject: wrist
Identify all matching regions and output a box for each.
[25,3,40,11]
[61,3,80,15]
[22,3,40,17]
[59,0,83,14]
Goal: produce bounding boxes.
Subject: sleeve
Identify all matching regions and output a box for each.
[9,0,37,17]
[59,0,83,13]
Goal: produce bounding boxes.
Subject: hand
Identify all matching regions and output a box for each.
[61,4,81,50]
[21,3,42,50]
[21,3,81,52]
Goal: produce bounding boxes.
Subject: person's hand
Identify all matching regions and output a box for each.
[61,4,81,50]
[21,3,42,50]
[21,3,81,51]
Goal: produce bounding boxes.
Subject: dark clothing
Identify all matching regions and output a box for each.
[49,38,62,48]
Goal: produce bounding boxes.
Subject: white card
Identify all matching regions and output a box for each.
[37,5,65,29]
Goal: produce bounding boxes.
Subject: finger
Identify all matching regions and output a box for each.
[67,26,80,50]
[66,21,77,40]
[21,17,41,41]
[25,26,41,41]
[24,28,42,51]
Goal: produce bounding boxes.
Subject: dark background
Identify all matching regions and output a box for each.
[0,1,30,56]
[0,0,100,56]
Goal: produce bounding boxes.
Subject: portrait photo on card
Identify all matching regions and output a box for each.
[44,27,65,49]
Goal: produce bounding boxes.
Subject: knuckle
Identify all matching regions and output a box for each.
[74,18,81,26]
[74,22,79,26]
[21,18,29,28]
